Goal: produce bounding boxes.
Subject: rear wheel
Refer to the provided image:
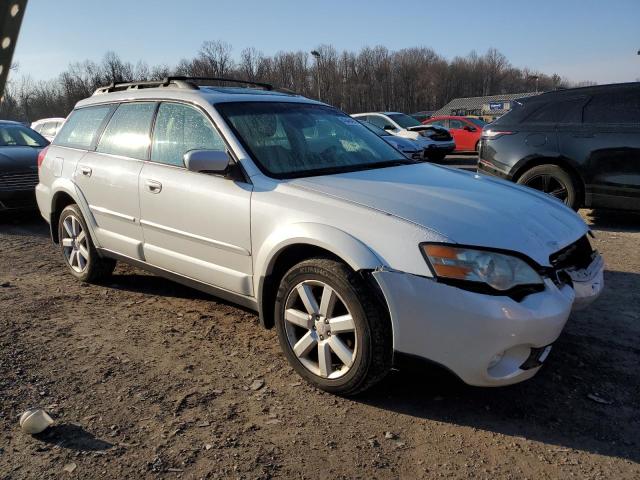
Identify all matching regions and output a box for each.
[58,204,116,282]
[517,164,580,210]
[274,258,392,396]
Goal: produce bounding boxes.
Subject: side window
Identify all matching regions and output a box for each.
[526,97,586,124]
[33,123,44,133]
[97,102,156,159]
[449,119,464,129]
[431,120,447,128]
[41,122,57,136]
[584,91,640,125]
[367,115,392,130]
[151,103,226,167]
[54,106,113,149]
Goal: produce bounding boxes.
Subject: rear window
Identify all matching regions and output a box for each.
[0,124,48,147]
[54,105,113,149]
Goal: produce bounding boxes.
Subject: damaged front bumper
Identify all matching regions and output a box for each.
[372,253,604,387]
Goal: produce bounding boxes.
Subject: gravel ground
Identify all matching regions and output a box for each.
[1,203,639,479]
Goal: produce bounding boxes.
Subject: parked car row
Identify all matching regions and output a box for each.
[31,117,65,141]
[351,112,455,161]
[32,77,604,395]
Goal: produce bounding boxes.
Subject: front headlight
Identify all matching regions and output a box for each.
[420,244,543,292]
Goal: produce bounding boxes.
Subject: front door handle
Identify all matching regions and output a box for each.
[145,179,162,193]
[79,166,92,177]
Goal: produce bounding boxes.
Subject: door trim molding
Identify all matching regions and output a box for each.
[89,204,136,223]
[139,219,250,256]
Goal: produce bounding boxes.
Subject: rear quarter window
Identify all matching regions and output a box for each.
[54,105,114,149]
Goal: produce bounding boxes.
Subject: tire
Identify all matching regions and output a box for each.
[517,164,580,210]
[427,152,447,163]
[274,258,392,396]
[57,204,116,282]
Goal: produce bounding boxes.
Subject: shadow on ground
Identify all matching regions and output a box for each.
[34,424,113,452]
[0,210,49,237]
[583,208,640,233]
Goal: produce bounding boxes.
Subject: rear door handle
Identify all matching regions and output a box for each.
[145,179,162,193]
[79,166,92,177]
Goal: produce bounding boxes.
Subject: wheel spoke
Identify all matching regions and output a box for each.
[71,216,79,236]
[76,230,86,244]
[329,314,355,333]
[319,286,337,319]
[549,187,567,198]
[297,284,319,315]
[78,245,89,262]
[542,175,552,192]
[77,250,86,270]
[285,308,313,329]
[69,248,77,267]
[328,336,354,367]
[293,331,317,358]
[63,218,73,237]
[61,238,74,248]
[318,341,333,378]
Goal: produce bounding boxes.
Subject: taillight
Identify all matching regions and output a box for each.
[37,146,49,168]
[481,129,516,140]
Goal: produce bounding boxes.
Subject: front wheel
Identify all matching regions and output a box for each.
[58,204,116,282]
[274,258,392,396]
[517,164,580,210]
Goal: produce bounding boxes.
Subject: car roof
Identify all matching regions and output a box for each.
[32,117,66,124]
[521,81,640,104]
[75,84,321,109]
[0,120,22,125]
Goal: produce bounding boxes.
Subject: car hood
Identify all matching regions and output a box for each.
[0,146,41,173]
[385,135,420,151]
[289,163,588,266]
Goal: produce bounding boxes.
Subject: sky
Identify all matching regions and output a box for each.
[11,0,640,84]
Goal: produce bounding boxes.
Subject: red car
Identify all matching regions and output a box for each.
[422,116,487,152]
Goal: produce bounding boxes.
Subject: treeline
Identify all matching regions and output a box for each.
[0,41,592,122]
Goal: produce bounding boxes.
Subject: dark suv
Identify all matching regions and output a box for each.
[477,82,640,211]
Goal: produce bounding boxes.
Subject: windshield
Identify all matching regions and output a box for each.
[217,102,410,178]
[468,118,487,127]
[0,124,48,147]
[387,113,422,129]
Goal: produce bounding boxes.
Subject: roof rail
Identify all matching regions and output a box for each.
[93,79,196,95]
[93,76,275,96]
[165,76,274,91]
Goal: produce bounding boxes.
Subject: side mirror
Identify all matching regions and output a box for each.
[383,125,396,132]
[184,149,230,174]
[463,125,477,132]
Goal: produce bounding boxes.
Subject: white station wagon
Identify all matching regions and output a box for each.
[36,77,604,395]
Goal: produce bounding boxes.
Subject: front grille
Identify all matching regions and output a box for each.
[550,235,594,271]
[0,171,39,191]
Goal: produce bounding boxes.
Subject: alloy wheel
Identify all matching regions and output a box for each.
[61,215,89,273]
[523,173,569,204]
[283,280,357,379]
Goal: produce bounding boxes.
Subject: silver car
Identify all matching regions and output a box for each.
[36,77,604,395]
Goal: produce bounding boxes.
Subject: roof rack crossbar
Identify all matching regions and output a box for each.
[164,76,273,91]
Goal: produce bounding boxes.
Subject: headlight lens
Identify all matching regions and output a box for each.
[421,244,543,291]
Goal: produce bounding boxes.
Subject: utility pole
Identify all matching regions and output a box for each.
[311,50,321,101]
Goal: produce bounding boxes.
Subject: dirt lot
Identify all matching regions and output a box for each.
[1,203,639,479]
